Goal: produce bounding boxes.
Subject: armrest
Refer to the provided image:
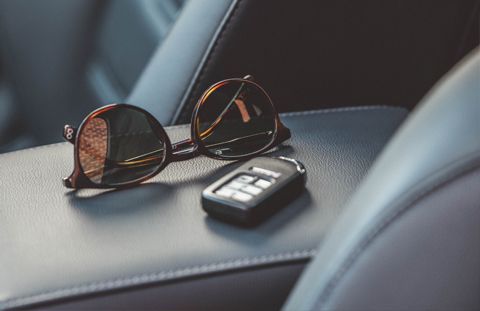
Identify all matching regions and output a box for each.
[0,106,407,310]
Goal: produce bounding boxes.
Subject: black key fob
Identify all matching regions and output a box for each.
[202,156,306,226]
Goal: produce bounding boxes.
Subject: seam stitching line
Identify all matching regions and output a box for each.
[317,154,480,307]
[2,249,316,309]
[279,105,405,117]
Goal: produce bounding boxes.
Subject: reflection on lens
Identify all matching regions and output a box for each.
[78,118,108,183]
[78,106,166,186]
[195,80,276,158]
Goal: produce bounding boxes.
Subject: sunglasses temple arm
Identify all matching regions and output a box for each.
[197,76,255,140]
[199,82,247,140]
[63,125,78,144]
[110,139,197,167]
[119,139,199,165]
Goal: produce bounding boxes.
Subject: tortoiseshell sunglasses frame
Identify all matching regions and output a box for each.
[62,76,291,189]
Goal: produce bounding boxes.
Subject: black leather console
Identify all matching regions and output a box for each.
[0,106,407,310]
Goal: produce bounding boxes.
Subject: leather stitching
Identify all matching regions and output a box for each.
[279,105,406,117]
[316,153,480,308]
[2,249,316,309]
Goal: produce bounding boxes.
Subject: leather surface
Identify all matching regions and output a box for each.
[285,48,480,310]
[127,0,237,125]
[320,168,480,310]
[0,106,407,309]
[37,263,306,311]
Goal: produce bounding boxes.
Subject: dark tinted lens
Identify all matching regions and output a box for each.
[195,80,276,158]
[78,106,167,186]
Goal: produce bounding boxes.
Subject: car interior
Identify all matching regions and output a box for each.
[0,0,479,310]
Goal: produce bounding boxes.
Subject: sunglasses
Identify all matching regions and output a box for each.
[62,75,291,189]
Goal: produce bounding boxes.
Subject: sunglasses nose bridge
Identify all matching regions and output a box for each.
[171,138,199,161]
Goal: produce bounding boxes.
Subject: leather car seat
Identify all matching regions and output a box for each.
[0,0,478,150]
[170,0,480,123]
[129,0,480,124]
[284,47,480,310]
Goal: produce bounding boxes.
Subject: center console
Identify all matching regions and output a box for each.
[0,106,407,310]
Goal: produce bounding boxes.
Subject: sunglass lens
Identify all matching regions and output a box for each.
[195,80,276,158]
[78,106,167,186]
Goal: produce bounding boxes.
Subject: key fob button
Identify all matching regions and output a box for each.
[235,175,256,184]
[250,167,282,178]
[226,181,244,190]
[215,187,236,198]
[254,179,272,189]
[241,185,263,196]
[231,192,253,202]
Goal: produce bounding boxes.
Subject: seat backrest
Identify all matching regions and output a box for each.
[284,47,480,310]
[171,0,480,123]
[0,0,477,149]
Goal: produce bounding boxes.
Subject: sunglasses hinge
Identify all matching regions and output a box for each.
[63,125,77,144]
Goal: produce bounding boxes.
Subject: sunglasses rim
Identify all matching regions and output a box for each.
[190,78,281,160]
[65,77,289,189]
[67,103,173,189]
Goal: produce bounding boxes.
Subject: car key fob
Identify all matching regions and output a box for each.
[202,156,306,226]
